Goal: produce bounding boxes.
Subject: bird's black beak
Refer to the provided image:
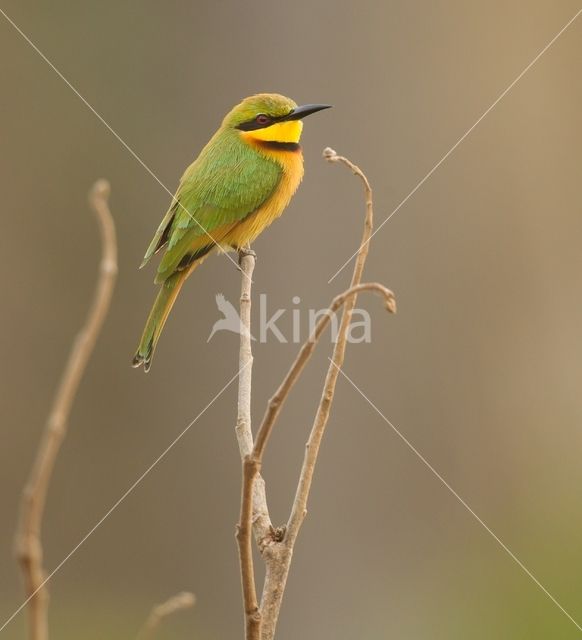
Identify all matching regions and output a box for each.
[282,104,332,121]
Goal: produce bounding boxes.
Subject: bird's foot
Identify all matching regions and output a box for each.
[237,246,257,268]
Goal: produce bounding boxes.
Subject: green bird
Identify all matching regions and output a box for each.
[133,93,331,371]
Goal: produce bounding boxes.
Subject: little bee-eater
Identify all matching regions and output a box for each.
[133,93,331,371]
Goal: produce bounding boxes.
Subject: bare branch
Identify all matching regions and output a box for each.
[235,252,256,461]
[234,253,274,547]
[137,591,196,640]
[287,148,375,542]
[235,251,262,640]
[259,148,381,639]
[234,149,392,640]
[236,455,261,640]
[14,180,118,640]
[253,282,395,462]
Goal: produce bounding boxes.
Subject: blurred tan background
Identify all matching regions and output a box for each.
[2,1,582,638]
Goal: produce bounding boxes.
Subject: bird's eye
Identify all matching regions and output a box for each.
[255,114,271,126]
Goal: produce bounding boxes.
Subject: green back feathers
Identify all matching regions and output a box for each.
[142,126,282,283]
[134,93,304,371]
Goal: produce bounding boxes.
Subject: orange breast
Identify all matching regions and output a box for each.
[223,149,304,248]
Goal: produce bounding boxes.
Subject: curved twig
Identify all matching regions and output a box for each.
[235,148,393,640]
[253,282,395,461]
[14,180,117,640]
[260,148,381,639]
[287,148,375,540]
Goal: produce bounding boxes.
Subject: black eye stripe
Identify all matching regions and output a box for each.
[236,110,293,131]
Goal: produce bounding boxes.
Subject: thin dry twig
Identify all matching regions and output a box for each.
[234,253,274,547]
[237,455,261,640]
[253,282,395,462]
[235,251,263,640]
[235,148,392,640]
[14,180,117,640]
[246,282,394,639]
[288,147,375,540]
[259,148,381,639]
[137,591,196,640]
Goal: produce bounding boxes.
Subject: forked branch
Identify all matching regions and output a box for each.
[287,147,376,544]
[258,149,386,638]
[253,282,395,461]
[235,147,394,640]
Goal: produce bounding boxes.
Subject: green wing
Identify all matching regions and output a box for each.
[140,133,282,283]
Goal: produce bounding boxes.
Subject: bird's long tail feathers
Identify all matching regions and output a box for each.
[132,270,188,372]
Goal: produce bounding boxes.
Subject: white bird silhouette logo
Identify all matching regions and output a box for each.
[207,293,255,342]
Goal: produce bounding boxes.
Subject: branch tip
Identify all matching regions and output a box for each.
[89,178,111,204]
[323,146,338,161]
[235,149,394,640]
[14,180,117,640]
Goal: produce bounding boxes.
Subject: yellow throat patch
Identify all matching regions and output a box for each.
[241,120,303,144]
